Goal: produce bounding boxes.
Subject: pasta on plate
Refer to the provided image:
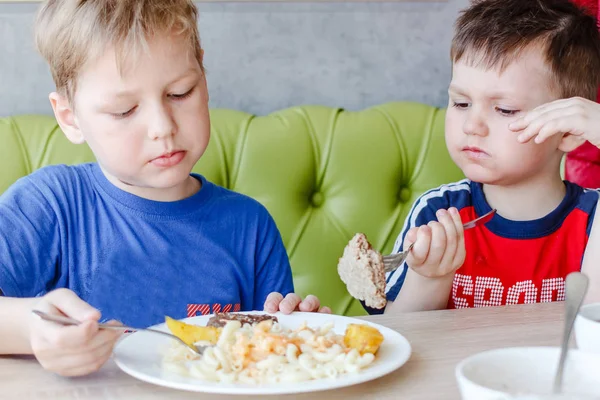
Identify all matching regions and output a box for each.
[162,317,383,385]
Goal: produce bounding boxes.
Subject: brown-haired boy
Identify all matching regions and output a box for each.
[382,0,600,314]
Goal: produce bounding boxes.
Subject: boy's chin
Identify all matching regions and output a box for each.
[462,169,539,187]
[146,171,195,189]
[127,168,194,189]
[460,167,503,185]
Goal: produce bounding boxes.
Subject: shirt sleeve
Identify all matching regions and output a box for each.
[253,207,294,309]
[383,197,443,302]
[584,189,600,237]
[0,176,61,298]
[364,181,472,314]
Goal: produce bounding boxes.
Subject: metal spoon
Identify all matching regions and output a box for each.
[31,309,207,356]
[553,272,589,394]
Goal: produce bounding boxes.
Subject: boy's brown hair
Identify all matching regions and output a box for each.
[34,0,203,103]
[451,0,600,101]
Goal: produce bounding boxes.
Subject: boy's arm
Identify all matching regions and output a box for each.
[0,179,61,299]
[252,207,295,309]
[0,287,120,377]
[0,295,37,354]
[581,198,600,304]
[385,207,465,313]
[388,271,456,312]
[380,182,472,314]
[0,177,63,354]
[381,193,445,309]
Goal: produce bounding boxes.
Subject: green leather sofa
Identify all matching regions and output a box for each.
[0,102,463,316]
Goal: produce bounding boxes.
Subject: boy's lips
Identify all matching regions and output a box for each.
[462,146,490,159]
[149,150,186,167]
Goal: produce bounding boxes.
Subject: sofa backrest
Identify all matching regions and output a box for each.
[0,102,463,315]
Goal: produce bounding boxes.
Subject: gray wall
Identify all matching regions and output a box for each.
[0,0,469,118]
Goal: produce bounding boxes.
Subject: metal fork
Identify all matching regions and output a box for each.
[383,208,497,273]
[31,309,208,356]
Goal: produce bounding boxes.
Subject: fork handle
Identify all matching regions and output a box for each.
[32,310,134,331]
[32,310,83,326]
[32,309,203,355]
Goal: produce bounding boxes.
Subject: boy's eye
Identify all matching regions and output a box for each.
[452,102,470,109]
[169,86,196,100]
[111,106,136,119]
[496,107,520,116]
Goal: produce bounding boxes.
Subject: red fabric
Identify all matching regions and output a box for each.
[448,206,588,308]
[570,0,598,17]
[565,0,600,188]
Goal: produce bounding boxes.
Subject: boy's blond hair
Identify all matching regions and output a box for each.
[35,0,203,103]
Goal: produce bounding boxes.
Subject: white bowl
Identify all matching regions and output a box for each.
[455,347,600,400]
[575,303,600,353]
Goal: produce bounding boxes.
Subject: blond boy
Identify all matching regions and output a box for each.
[0,0,328,377]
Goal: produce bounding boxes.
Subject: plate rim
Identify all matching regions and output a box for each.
[113,311,412,395]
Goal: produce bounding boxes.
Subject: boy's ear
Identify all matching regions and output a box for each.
[558,133,586,153]
[49,92,85,145]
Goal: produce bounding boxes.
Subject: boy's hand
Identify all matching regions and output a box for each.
[263,293,332,315]
[403,207,466,279]
[30,288,122,377]
[510,97,600,147]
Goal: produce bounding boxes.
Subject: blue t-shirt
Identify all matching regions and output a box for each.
[0,163,294,327]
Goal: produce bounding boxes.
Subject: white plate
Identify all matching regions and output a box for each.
[113,311,411,395]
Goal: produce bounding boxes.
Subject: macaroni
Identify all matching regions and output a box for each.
[162,319,377,384]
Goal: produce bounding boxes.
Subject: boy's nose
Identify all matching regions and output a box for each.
[149,108,176,140]
[463,112,489,137]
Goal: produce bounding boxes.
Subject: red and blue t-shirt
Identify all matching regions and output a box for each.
[384,180,599,309]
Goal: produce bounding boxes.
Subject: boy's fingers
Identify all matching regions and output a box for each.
[34,319,120,375]
[263,292,284,313]
[403,228,418,250]
[46,289,100,321]
[517,105,580,143]
[535,117,569,143]
[86,333,119,357]
[318,306,332,314]
[280,293,302,314]
[39,319,98,349]
[511,98,576,132]
[509,117,527,132]
[426,221,446,267]
[523,99,573,122]
[516,129,536,143]
[84,323,122,350]
[535,111,585,143]
[450,208,466,267]
[510,104,547,130]
[299,295,320,312]
[62,320,99,348]
[516,127,537,143]
[56,342,113,377]
[517,116,549,143]
[448,208,463,233]
[437,209,458,267]
[408,225,431,266]
[104,319,124,327]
